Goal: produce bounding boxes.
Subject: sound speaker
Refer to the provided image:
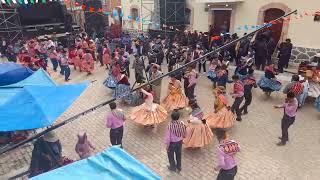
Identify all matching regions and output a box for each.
[83,0,107,36]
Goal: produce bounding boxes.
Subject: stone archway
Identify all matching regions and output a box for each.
[257,3,291,44]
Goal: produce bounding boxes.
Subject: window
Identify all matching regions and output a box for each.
[185,8,191,25]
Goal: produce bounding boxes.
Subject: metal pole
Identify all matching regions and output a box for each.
[0,9,297,155]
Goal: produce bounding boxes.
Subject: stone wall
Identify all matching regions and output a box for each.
[290,46,320,64]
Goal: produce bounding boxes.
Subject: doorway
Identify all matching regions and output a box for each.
[263,8,285,46]
[212,10,231,35]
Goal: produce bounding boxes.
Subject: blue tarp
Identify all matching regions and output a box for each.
[0,62,33,86]
[31,147,161,180]
[0,83,88,131]
[2,68,55,87]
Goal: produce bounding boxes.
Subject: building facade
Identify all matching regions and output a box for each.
[187,0,320,63]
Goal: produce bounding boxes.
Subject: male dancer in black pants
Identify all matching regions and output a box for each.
[231,75,244,121]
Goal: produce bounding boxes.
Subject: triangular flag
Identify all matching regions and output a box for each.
[98,8,102,13]
[82,5,86,10]
[89,7,94,13]
[120,11,124,17]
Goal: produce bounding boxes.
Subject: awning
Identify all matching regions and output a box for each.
[0,62,33,86]
[31,147,161,180]
[0,83,87,131]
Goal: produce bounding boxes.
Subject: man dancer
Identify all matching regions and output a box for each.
[274,92,298,146]
[165,110,186,173]
[231,75,244,121]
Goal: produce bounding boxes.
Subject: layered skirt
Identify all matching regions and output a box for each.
[257,76,282,92]
[103,75,117,89]
[205,107,235,129]
[113,84,132,103]
[161,91,188,111]
[130,104,168,125]
[183,123,213,148]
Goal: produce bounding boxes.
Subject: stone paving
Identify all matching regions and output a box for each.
[1,59,320,180]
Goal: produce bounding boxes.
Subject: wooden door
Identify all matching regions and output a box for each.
[264,8,285,45]
[212,10,231,36]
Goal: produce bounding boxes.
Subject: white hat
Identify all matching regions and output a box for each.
[316,53,320,57]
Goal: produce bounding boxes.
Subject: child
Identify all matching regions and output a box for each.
[207,60,218,88]
[75,133,95,159]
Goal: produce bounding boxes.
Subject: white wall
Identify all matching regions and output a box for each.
[234,0,320,49]
[187,0,210,32]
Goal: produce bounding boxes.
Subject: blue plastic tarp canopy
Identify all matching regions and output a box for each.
[2,68,55,87]
[31,146,161,180]
[0,83,87,131]
[0,62,33,86]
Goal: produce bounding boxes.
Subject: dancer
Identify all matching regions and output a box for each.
[230,75,244,121]
[149,64,163,104]
[130,87,168,126]
[113,69,132,104]
[75,133,95,159]
[274,92,298,146]
[132,54,145,84]
[240,68,257,115]
[106,102,125,147]
[207,59,218,88]
[283,74,303,98]
[298,76,309,108]
[183,66,198,100]
[59,49,71,81]
[214,129,240,180]
[165,110,186,173]
[215,65,229,88]
[184,100,213,148]
[257,63,282,96]
[161,75,188,111]
[82,49,94,75]
[103,44,111,69]
[205,86,235,129]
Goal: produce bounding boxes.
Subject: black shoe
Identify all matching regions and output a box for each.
[167,165,176,172]
[243,111,248,115]
[278,137,289,142]
[236,117,242,121]
[176,168,181,173]
[276,141,286,146]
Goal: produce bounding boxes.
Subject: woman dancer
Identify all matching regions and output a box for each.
[103,54,120,89]
[103,44,111,69]
[161,75,188,111]
[257,63,282,96]
[74,46,84,71]
[130,87,168,127]
[113,69,132,104]
[205,86,235,129]
[184,100,213,148]
[207,59,218,88]
[82,49,94,75]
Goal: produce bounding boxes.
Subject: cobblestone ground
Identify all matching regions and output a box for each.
[1,59,320,180]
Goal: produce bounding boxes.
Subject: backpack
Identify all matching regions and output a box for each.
[290,82,303,97]
[219,140,240,155]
